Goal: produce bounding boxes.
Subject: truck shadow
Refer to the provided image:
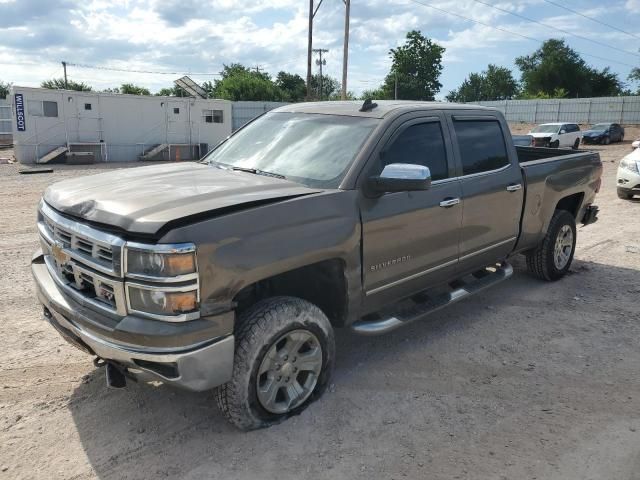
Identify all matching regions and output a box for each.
[67,257,639,479]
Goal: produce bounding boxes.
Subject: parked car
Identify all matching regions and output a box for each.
[529,123,581,149]
[32,101,602,430]
[631,139,639,149]
[512,134,533,147]
[617,147,640,199]
[581,123,624,145]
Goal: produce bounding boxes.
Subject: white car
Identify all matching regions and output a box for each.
[617,148,640,200]
[529,123,582,149]
[632,139,640,149]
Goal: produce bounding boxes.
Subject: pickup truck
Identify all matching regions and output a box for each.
[32,101,602,430]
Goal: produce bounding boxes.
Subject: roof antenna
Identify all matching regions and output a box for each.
[359,98,378,112]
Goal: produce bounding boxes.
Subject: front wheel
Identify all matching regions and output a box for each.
[216,297,335,430]
[572,138,580,149]
[526,210,577,281]
[603,136,611,145]
[550,140,560,148]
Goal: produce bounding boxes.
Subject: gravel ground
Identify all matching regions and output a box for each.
[1,129,639,480]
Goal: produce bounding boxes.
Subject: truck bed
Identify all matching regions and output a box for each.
[513,146,602,253]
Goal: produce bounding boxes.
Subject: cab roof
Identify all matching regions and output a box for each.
[273,100,498,119]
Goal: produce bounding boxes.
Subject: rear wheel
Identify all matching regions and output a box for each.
[216,296,334,430]
[526,210,577,281]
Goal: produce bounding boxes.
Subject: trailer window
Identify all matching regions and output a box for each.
[454,120,509,175]
[27,100,58,118]
[204,109,223,123]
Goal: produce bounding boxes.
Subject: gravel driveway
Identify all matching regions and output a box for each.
[1,131,639,480]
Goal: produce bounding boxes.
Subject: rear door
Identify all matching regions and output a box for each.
[360,113,463,310]
[447,114,524,274]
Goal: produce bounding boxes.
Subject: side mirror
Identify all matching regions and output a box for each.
[368,163,432,194]
[559,129,566,134]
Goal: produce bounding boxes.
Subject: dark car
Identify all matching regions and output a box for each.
[582,123,624,145]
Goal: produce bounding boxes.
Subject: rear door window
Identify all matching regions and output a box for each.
[453,120,509,176]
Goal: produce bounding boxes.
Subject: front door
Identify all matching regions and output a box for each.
[360,115,463,311]
[448,115,524,273]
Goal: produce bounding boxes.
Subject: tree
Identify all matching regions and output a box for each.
[360,87,387,100]
[446,64,519,102]
[309,74,340,100]
[211,64,282,101]
[380,30,445,100]
[275,72,306,102]
[119,83,150,95]
[155,86,189,97]
[515,39,622,98]
[41,78,92,91]
[0,81,11,99]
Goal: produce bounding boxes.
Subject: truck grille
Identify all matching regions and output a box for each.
[38,201,127,316]
[38,202,124,277]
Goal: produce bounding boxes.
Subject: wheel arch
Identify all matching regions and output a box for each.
[232,258,350,328]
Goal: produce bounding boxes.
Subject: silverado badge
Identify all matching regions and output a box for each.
[51,241,70,265]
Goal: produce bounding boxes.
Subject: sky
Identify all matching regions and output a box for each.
[1,0,640,99]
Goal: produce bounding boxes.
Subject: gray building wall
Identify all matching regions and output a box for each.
[471,96,640,124]
[231,101,289,131]
[11,87,233,164]
[0,98,11,145]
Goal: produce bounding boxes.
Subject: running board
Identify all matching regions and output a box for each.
[351,262,513,336]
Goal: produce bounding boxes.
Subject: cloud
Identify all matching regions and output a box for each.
[0,0,637,95]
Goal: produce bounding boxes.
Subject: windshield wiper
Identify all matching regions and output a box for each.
[229,166,286,180]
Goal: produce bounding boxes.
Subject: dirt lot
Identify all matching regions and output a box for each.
[1,128,639,480]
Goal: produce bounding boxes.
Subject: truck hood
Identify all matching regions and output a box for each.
[44,163,322,235]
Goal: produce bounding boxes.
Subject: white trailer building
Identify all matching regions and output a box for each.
[11,86,232,164]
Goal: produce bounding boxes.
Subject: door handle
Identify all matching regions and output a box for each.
[506,184,522,192]
[439,198,460,208]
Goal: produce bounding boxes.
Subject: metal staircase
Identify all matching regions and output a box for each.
[37,146,68,164]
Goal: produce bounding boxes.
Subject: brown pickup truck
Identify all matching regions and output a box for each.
[32,100,602,429]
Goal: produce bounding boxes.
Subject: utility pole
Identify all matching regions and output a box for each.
[313,49,328,100]
[62,61,68,90]
[394,70,398,100]
[254,65,263,74]
[307,0,324,100]
[341,0,350,100]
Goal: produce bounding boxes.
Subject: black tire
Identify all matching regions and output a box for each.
[550,140,559,148]
[216,296,335,430]
[603,136,611,145]
[526,210,577,281]
[572,138,580,150]
[617,188,633,200]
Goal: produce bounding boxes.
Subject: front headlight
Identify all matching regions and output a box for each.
[620,158,640,174]
[125,243,196,279]
[127,285,199,321]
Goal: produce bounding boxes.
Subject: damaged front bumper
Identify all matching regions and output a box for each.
[32,254,235,391]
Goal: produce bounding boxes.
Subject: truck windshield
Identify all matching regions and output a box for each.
[204,112,379,188]
[530,125,560,133]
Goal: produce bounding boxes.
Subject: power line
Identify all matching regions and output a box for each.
[541,0,640,41]
[404,0,637,69]
[64,62,222,76]
[469,0,640,59]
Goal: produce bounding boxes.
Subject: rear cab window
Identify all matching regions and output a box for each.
[452,119,510,176]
